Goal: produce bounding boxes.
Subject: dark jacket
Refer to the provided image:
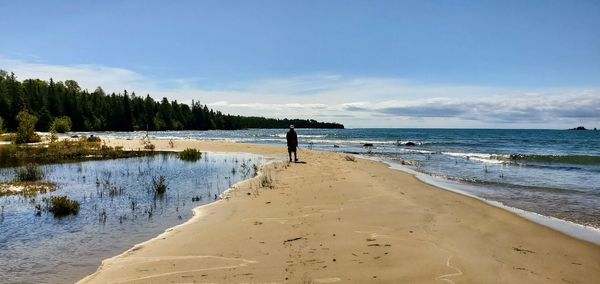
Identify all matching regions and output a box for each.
[286,129,298,148]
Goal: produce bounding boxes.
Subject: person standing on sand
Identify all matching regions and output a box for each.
[286,125,298,162]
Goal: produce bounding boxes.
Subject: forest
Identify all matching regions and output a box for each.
[0,70,344,132]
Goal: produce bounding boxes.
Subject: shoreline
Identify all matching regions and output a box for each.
[364,155,600,246]
[78,157,277,283]
[80,139,600,283]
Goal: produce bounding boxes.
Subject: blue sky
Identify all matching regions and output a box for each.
[1,0,599,128]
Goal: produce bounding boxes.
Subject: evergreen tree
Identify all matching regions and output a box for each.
[0,70,344,132]
[121,91,134,131]
[15,110,41,144]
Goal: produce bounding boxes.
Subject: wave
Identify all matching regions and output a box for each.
[435,175,596,196]
[436,152,600,166]
[442,152,509,164]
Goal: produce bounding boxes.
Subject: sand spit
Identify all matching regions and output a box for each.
[79,139,600,283]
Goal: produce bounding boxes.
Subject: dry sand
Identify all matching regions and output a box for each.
[79,139,600,283]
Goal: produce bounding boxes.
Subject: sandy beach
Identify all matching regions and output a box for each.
[79,139,600,283]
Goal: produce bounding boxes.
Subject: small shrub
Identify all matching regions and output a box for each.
[15,111,41,144]
[15,163,45,182]
[141,138,155,150]
[50,116,72,133]
[50,128,58,142]
[49,196,80,217]
[152,175,167,195]
[177,148,201,161]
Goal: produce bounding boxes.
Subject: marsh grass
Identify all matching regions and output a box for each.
[152,175,168,196]
[0,138,156,167]
[252,164,259,177]
[108,186,124,197]
[177,148,201,161]
[99,209,107,224]
[48,196,80,217]
[15,163,45,181]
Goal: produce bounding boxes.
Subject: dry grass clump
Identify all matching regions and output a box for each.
[143,142,155,150]
[260,173,273,188]
[141,136,155,150]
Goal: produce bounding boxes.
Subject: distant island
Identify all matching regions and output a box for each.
[0,70,344,132]
[568,126,597,131]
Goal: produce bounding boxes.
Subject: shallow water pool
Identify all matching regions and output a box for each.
[0,152,265,283]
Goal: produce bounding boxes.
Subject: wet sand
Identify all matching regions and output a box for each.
[80,139,600,283]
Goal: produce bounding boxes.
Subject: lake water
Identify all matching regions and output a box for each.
[0,152,265,283]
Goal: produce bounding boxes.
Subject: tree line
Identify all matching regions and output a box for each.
[0,70,344,132]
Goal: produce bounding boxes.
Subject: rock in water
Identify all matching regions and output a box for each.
[569,126,587,130]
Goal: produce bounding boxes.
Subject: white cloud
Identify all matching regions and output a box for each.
[1,55,599,128]
[0,56,147,93]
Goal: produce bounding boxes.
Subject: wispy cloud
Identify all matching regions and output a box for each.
[1,55,599,128]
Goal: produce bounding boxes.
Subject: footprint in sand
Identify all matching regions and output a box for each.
[100,255,257,282]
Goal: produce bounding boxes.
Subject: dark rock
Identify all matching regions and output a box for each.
[405,142,417,146]
[363,143,374,147]
[569,126,587,130]
[87,134,100,142]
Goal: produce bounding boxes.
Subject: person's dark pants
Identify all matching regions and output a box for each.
[288,146,297,162]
